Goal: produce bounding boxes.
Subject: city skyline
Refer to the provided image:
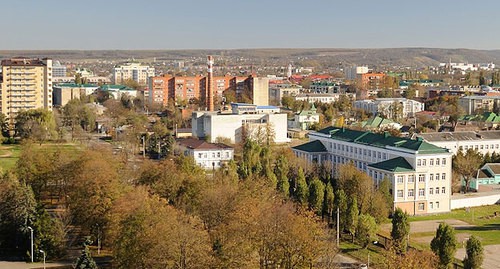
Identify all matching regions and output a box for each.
[2,0,500,50]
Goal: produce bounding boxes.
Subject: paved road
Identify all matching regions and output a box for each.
[0,261,71,269]
[456,244,500,269]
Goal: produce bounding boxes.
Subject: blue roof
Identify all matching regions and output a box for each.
[257,106,279,109]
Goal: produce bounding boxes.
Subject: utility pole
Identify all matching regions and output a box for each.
[336,207,340,248]
[142,136,146,158]
[28,226,33,263]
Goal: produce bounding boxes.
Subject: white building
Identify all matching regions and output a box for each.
[176,138,234,170]
[113,62,155,85]
[288,105,320,130]
[295,93,342,104]
[99,85,138,99]
[52,61,67,77]
[354,98,424,118]
[192,103,289,144]
[292,127,452,215]
[417,131,500,155]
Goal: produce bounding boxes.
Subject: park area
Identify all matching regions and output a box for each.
[0,143,82,172]
[380,204,500,268]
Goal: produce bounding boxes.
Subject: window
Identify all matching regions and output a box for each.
[417,159,422,166]
[429,188,434,195]
[435,187,439,194]
[436,202,440,208]
[436,158,440,165]
[198,153,203,158]
[408,175,415,183]
[442,187,446,194]
[408,189,414,197]
[397,190,404,198]
[418,203,425,210]
[397,175,404,184]
[419,174,425,182]
[442,158,446,165]
[435,173,440,180]
[419,188,425,196]
[430,159,434,166]
[217,152,221,158]
[430,174,434,181]
[430,202,434,209]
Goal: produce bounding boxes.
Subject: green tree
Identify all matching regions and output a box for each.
[322,182,335,221]
[75,238,98,269]
[32,206,66,260]
[308,178,325,215]
[0,113,9,138]
[346,196,359,241]
[378,177,394,212]
[295,167,309,207]
[275,155,290,196]
[463,235,483,269]
[0,173,37,254]
[479,71,486,86]
[431,223,457,269]
[391,207,410,254]
[15,109,57,143]
[334,189,348,231]
[356,214,378,248]
[453,149,483,192]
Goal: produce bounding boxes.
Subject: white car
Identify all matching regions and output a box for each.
[359,264,368,269]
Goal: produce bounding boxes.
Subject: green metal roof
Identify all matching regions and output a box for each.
[99,84,135,91]
[361,116,395,128]
[368,157,414,172]
[292,140,327,153]
[55,83,98,88]
[315,127,449,153]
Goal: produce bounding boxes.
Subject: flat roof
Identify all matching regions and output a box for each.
[418,131,500,142]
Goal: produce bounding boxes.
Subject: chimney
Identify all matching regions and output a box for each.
[207,55,214,111]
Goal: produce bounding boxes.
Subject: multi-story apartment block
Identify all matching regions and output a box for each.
[148,74,269,108]
[113,62,155,85]
[0,58,53,120]
[459,95,500,115]
[417,131,500,155]
[52,61,67,77]
[292,127,452,215]
[192,103,289,144]
[360,72,385,90]
[354,98,424,118]
[268,82,301,105]
[344,66,369,80]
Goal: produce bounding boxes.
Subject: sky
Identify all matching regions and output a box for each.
[2,0,500,50]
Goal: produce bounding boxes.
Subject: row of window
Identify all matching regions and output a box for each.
[329,142,389,160]
[397,187,446,198]
[417,158,447,167]
[197,151,231,159]
[461,144,500,151]
[397,173,446,183]
[416,201,440,211]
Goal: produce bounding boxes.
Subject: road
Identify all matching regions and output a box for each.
[0,261,71,269]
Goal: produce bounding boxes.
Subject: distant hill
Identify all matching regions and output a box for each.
[1,48,500,68]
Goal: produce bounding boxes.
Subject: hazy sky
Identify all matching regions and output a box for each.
[2,0,499,50]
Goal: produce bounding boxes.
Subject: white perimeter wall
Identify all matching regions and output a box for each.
[451,194,500,209]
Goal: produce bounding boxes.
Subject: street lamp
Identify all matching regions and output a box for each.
[27,226,33,263]
[39,250,46,269]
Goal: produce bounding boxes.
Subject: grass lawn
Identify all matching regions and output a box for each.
[408,204,500,246]
[0,144,22,172]
[340,240,386,267]
[0,143,82,172]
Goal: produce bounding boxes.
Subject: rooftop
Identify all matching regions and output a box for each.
[55,83,99,88]
[418,131,500,142]
[177,138,232,150]
[368,157,414,172]
[1,58,50,66]
[315,127,449,154]
[292,140,327,153]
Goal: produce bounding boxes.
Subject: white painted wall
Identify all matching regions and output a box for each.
[451,194,500,209]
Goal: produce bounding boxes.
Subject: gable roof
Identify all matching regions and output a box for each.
[368,157,414,172]
[316,127,449,154]
[177,138,232,150]
[292,140,327,153]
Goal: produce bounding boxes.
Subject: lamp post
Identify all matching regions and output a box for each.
[27,226,33,263]
[39,250,46,269]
